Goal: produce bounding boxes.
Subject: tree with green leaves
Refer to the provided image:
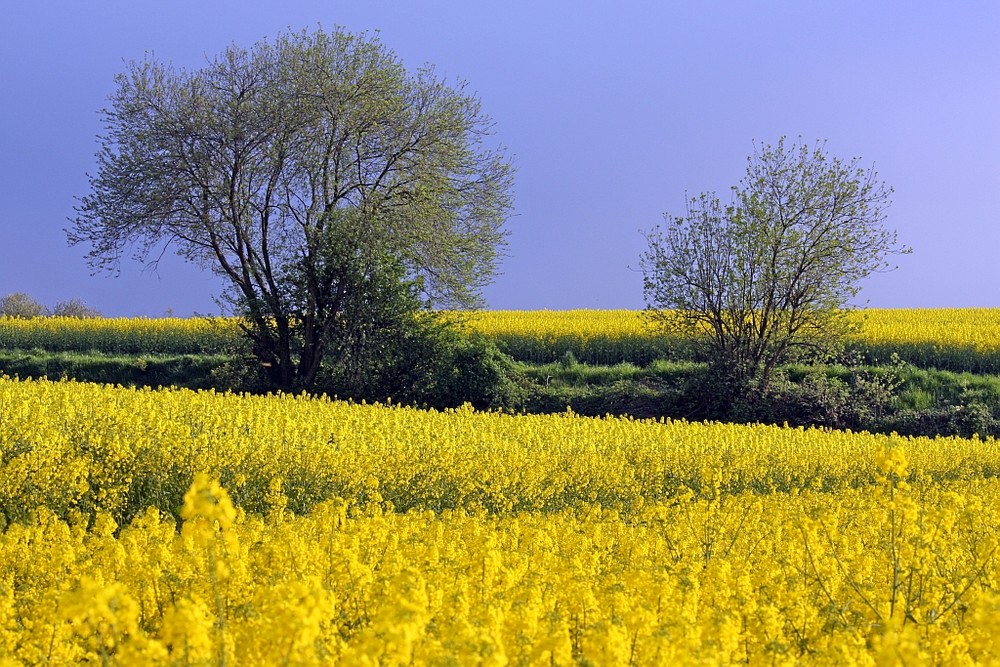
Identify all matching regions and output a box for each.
[641,138,908,404]
[70,27,514,390]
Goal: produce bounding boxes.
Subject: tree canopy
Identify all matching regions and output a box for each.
[69,27,514,389]
[641,138,908,401]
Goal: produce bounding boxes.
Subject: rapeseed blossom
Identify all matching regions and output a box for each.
[4,376,1000,662]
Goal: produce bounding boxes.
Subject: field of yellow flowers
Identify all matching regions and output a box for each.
[5,375,1000,664]
[5,308,1000,369]
[0,316,234,355]
[465,308,1000,351]
[465,308,1000,369]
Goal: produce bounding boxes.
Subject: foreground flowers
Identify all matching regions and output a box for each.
[4,377,1000,664]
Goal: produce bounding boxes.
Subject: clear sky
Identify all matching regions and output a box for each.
[2,1,998,316]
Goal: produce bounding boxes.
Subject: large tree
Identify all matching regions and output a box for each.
[70,27,514,389]
[641,138,907,401]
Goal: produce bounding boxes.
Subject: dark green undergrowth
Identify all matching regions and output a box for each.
[7,346,1000,439]
[518,356,1000,438]
[852,341,1000,375]
[0,351,229,390]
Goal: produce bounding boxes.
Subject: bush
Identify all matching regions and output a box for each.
[672,365,755,422]
[672,356,906,430]
[435,336,528,410]
[321,322,526,411]
[756,372,851,428]
[522,378,677,420]
[878,403,997,439]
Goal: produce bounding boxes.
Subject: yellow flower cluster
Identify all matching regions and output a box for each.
[5,376,1000,662]
[6,375,1000,525]
[461,309,675,364]
[464,310,659,341]
[4,454,1000,663]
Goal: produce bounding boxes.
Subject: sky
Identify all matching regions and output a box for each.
[2,1,998,317]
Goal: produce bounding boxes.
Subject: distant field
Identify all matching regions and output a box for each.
[467,307,1000,354]
[4,309,1000,370]
[0,315,235,354]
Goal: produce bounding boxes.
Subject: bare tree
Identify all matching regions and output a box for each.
[51,299,102,318]
[0,293,48,319]
[69,27,514,389]
[641,138,908,401]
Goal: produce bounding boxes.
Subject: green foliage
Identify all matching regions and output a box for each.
[850,340,1000,375]
[879,404,998,440]
[70,26,514,392]
[319,310,525,411]
[0,294,100,321]
[524,361,644,387]
[641,138,907,399]
[523,378,675,420]
[0,351,226,389]
[429,336,528,410]
[743,371,851,427]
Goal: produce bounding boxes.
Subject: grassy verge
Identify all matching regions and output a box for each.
[517,357,1000,437]
[0,350,230,390]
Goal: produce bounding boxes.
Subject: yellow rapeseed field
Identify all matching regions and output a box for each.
[0,316,234,354]
[4,376,1000,664]
[7,308,1000,365]
[465,307,1000,350]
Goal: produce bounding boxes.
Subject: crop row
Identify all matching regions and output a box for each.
[469,309,1000,370]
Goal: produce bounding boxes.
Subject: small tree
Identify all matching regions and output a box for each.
[641,138,908,404]
[51,298,102,318]
[0,293,48,319]
[69,27,513,391]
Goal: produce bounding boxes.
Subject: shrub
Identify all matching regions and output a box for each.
[879,404,998,439]
[429,336,528,411]
[321,322,526,412]
[759,372,851,428]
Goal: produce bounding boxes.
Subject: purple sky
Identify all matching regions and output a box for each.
[2,2,998,316]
